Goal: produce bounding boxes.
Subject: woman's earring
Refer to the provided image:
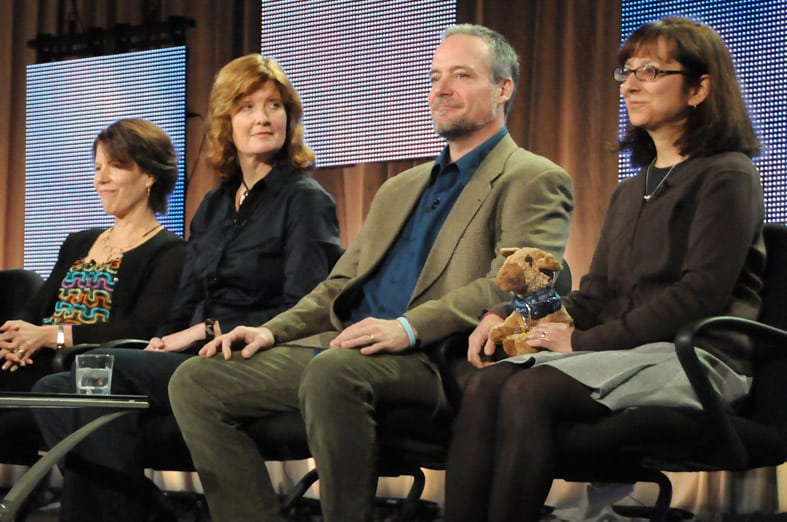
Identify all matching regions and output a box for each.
[146,185,152,197]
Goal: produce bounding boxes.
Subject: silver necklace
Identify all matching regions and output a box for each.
[643,159,680,201]
[238,178,252,206]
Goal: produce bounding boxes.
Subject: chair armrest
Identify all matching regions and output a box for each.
[51,339,148,372]
[428,332,468,370]
[423,329,513,410]
[674,315,787,466]
[422,331,471,411]
[427,331,508,368]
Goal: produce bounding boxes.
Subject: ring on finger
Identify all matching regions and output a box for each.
[540,331,547,339]
[368,334,375,342]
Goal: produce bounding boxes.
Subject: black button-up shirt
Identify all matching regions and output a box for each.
[163,165,341,334]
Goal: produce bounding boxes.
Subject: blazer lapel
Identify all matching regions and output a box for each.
[329,162,432,327]
[359,163,432,274]
[409,135,517,301]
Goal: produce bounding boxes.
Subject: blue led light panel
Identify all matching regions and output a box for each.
[25,46,187,277]
[261,0,455,167]
[618,1,787,224]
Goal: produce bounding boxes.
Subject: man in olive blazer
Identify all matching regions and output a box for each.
[265,133,572,348]
[170,24,574,522]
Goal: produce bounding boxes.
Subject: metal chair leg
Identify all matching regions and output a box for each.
[280,468,319,515]
[398,467,426,522]
[0,410,132,522]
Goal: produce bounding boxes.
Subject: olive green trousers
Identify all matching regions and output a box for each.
[169,345,441,522]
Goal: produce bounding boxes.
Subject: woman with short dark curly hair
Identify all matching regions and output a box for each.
[93,118,179,214]
[0,118,185,390]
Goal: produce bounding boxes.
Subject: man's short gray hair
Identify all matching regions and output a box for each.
[444,24,520,116]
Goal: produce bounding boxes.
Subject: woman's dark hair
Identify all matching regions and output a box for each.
[93,119,178,214]
[618,17,760,166]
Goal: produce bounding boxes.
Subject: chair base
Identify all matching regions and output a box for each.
[279,465,437,522]
[281,494,441,522]
[612,504,694,521]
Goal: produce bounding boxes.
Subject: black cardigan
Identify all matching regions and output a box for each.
[18,227,186,344]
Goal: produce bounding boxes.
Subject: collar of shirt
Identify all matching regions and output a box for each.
[431,126,509,183]
[222,164,295,207]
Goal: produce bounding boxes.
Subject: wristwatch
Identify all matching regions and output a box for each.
[204,318,216,341]
[56,325,65,350]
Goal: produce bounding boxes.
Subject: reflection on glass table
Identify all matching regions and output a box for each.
[0,392,149,522]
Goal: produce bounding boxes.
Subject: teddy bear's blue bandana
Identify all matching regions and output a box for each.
[513,288,562,321]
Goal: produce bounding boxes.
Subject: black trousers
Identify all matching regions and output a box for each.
[32,348,192,522]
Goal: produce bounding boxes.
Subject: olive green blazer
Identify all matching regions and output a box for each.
[266,134,574,347]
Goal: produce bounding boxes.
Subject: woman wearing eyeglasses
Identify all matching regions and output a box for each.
[445,17,764,522]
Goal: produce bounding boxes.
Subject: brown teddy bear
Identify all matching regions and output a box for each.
[489,247,573,357]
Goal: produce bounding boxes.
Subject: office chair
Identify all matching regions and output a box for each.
[550,223,787,521]
[0,269,45,467]
[51,263,573,521]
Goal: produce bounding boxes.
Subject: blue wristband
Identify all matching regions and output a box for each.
[397,316,417,348]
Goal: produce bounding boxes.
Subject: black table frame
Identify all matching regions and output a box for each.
[0,393,148,522]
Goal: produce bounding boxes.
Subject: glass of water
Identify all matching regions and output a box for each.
[75,354,114,395]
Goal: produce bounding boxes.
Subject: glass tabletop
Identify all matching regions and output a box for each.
[0,391,149,408]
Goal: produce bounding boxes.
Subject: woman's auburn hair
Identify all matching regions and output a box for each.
[205,54,315,179]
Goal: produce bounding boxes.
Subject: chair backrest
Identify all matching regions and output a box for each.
[758,223,787,330]
[554,260,572,297]
[746,223,787,434]
[0,270,46,466]
[0,269,44,324]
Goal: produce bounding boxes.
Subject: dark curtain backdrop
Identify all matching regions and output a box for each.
[0,0,622,285]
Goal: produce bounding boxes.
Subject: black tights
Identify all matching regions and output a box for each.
[444,363,610,522]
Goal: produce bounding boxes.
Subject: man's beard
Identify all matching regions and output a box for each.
[434,118,484,140]
[432,103,499,140]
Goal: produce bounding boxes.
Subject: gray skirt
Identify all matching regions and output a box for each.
[500,342,751,411]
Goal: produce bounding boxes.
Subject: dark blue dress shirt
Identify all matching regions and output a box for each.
[348,127,508,322]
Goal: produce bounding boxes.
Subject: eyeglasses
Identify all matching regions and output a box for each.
[613,64,689,82]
